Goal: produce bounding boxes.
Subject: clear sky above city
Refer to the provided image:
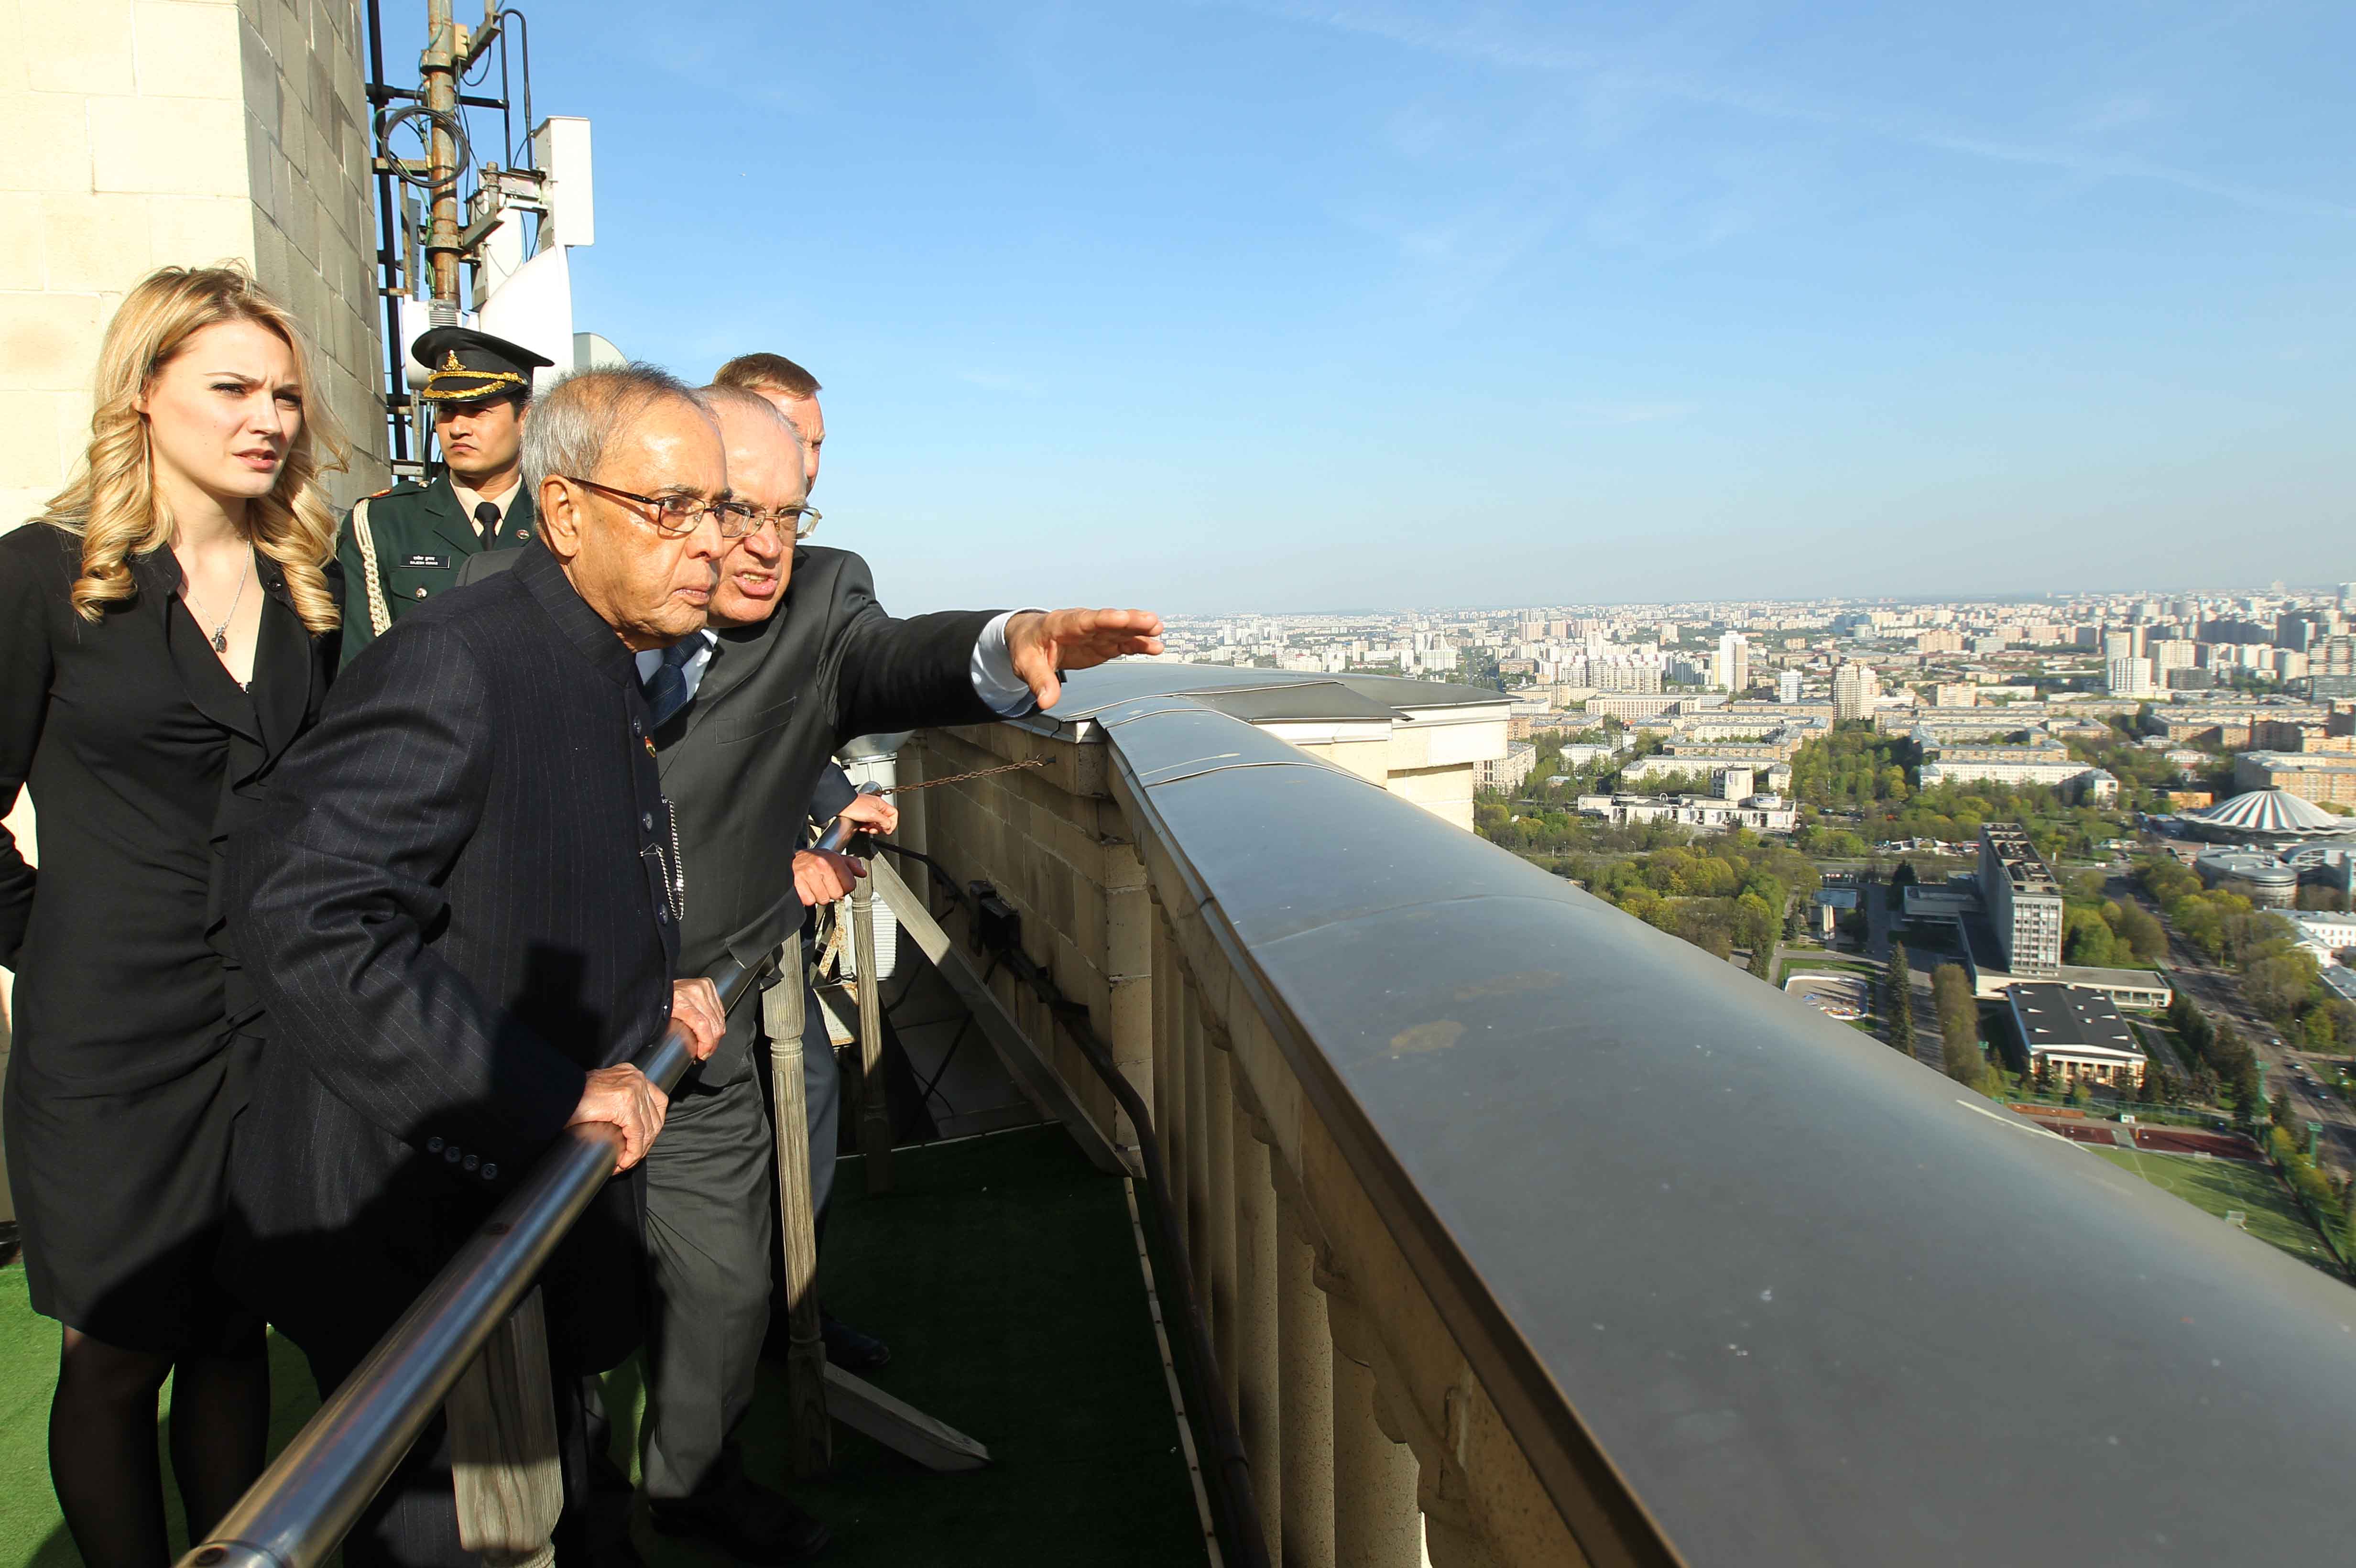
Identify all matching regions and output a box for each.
[535,1,2353,613]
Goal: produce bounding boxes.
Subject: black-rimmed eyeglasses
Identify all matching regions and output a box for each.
[558,474,763,539]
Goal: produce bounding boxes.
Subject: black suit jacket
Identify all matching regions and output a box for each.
[0,525,338,1085]
[657,545,1003,1087]
[223,545,676,1369]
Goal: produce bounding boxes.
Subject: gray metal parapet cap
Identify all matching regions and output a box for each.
[1044,676,2356,1568]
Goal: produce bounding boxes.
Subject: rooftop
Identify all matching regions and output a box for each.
[2240,751,2356,773]
[2183,787,2350,841]
[2007,983,2146,1059]
[1981,823,2061,894]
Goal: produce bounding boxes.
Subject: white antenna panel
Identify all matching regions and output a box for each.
[531,116,595,250]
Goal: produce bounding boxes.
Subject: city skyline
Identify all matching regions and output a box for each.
[1112,580,2356,619]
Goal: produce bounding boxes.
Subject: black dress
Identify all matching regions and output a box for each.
[0,522,337,1353]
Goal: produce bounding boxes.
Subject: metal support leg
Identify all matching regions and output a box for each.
[851,877,894,1194]
[765,970,831,1480]
[766,945,993,1476]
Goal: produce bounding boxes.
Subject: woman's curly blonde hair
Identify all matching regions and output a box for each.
[41,264,346,633]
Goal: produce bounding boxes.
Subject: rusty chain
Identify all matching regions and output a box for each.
[873,757,1049,794]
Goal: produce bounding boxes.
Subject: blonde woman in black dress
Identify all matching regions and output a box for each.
[0,266,345,1567]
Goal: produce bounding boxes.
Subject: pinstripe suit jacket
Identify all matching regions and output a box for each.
[222,544,675,1368]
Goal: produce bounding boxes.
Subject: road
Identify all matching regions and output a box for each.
[2115,867,2356,1180]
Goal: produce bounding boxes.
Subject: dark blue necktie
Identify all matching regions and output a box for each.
[643,639,698,729]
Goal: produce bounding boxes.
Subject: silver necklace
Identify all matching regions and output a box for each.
[186,552,251,654]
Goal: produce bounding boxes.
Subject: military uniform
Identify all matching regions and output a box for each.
[335,473,540,666]
[338,326,552,668]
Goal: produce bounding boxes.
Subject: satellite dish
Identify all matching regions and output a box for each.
[574,331,626,371]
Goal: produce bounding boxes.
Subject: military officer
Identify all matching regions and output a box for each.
[336,326,553,666]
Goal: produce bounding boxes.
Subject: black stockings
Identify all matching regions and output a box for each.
[52,1327,270,1568]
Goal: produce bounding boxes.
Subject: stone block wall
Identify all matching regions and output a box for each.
[237,0,384,504]
[900,722,1141,1153]
[0,0,387,536]
[898,715,1585,1566]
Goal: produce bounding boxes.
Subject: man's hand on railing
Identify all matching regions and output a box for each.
[669,978,725,1061]
[567,1063,667,1172]
[794,847,866,907]
[834,790,899,838]
[1005,608,1166,710]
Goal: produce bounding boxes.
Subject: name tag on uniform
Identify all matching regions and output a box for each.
[404,552,451,569]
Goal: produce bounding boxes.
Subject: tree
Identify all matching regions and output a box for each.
[1933,970,1986,1084]
[2244,950,2322,1025]
[2111,902,2167,964]
[1734,891,1778,956]
[2063,905,2119,968]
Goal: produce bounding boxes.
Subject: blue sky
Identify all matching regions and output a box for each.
[524,1,2353,613]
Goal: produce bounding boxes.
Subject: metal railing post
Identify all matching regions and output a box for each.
[850,874,894,1193]
[446,1288,560,1568]
[765,960,833,1479]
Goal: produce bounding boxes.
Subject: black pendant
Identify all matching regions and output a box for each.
[212,630,229,653]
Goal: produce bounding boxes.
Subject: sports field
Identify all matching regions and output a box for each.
[2087,1146,2336,1269]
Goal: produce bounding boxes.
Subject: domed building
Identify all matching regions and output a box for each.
[2193,849,2301,908]
[2177,787,2347,846]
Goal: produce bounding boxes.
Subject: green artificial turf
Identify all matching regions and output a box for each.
[0,1263,318,1568]
[2,1124,1203,1568]
[606,1123,1205,1567]
[2086,1147,2335,1269]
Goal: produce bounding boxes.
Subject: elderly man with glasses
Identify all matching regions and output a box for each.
[225,364,743,1568]
[615,383,1161,1562]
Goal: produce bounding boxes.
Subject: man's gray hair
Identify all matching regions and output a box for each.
[520,362,711,488]
[698,381,807,464]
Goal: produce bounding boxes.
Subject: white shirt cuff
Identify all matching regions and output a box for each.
[971,609,1043,717]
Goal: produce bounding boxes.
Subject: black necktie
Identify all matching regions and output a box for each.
[643,639,698,729]
[473,501,500,542]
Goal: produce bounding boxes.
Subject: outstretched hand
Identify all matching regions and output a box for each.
[1005,608,1166,711]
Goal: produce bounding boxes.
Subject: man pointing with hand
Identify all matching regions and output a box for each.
[625,384,1160,1563]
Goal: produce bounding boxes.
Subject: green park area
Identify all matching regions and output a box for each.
[2086,1147,2335,1271]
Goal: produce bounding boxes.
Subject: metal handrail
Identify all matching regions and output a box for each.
[176,1017,712,1568]
[175,815,871,1568]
